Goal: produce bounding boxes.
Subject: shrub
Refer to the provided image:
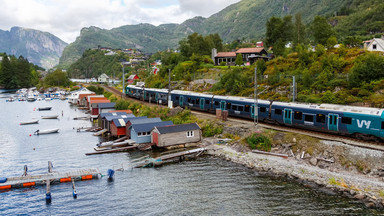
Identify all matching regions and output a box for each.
[202,122,223,137]
[246,133,271,151]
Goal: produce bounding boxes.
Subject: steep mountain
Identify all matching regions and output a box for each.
[59,0,369,68]
[0,27,67,69]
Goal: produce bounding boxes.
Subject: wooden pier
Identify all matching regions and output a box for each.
[133,147,206,168]
[0,168,101,190]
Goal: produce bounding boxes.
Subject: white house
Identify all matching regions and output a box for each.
[98,73,110,83]
[367,36,384,52]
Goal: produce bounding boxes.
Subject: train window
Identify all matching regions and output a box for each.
[294,111,302,120]
[341,117,352,125]
[238,106,244,112]
[316,114,325,123]
[275,109,282,115]
[187,98,191,103]
[215,101,219,106]
[196,98,200,104]
[232,105,238,111]
[245,105,250,112]
[226,103,231,110]
[260,107,266,112]
[382,122,384,129]
[206,100,210,104]
[304,115,314,122]
[192,100,195,104]
[176,96,179,100]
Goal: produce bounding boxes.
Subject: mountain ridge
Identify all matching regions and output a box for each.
[0,26,68,69]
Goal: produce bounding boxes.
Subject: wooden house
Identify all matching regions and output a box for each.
[78,93,96,106]
[104,115,143,132]
[98,112,131,128]
[109,110,133,114]
[366,36,384,52]
[68,88,94,104]
[98,73,110,83]
[98,102,116,114]
[110,118,127,137]
[126,118,162,138]
[89,97,110,110]
[85,95,107,109]
[130,121,173,144]
[151,123,201,147]
[127,74,139,84]
[213,47,269,66]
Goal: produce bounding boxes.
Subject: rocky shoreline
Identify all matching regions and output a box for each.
[202,142,384,210]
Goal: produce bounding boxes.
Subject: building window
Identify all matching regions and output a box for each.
[316,114,325,123]
[341,117,352,125]
[373,44,377,50]
[138,132,142,136]
[294,111,302,120]
[187,131,194,137]
[304,115,314,122]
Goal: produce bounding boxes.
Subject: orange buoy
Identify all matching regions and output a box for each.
[0,185,11,190]
[60,177,72,183]
[23,182,36,187]
[81,175,92,181]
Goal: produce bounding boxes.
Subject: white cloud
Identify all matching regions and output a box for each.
[0,0,241,43]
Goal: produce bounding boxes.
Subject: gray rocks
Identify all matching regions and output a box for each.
[309,158,318,166]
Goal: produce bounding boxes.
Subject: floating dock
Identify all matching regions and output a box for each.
[0,168,101,190]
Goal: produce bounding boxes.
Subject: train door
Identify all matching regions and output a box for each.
[328,114,339,131]
[200,98,205,110]
[251,105,258,118]
[179,96,184,107]
[220,101,226,110]
[284,108,292,124]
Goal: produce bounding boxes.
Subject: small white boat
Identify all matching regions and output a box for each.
[41,115,59,119]
[45,98,52,101]
[6,97,15,102]
[27,94,36,102]
[34,128,59,135]
[20,120,39,125]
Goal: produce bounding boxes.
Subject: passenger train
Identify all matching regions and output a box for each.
[126,85,384,142]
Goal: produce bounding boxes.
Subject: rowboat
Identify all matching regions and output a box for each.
[34,128,59,135]
[20,120,39,125]
[94,140,135,151]
[38,107,52,111]
[41,115,59,119]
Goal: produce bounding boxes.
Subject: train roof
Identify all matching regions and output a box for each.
[171,90,214,98]
[273,101,384,116]
[213,95,270,104]
[319,104,383,116]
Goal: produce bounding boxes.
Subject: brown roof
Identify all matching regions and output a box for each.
[89,98,110,104]
[109,110,133,114]
[216,52,236,57]
[236,47,265,54]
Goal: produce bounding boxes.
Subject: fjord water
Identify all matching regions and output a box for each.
[0,93,380,215]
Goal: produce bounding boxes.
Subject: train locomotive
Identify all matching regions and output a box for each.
[126,85,384,142]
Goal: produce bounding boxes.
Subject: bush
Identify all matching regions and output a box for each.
[246,133,271,151]
[202,122,223,137]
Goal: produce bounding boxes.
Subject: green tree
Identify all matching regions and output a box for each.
[265,15,293,56]
[256,60,267,77]
[311,16,335,46]
[293,13,306,46]
[349,53,384,87]
[235,53,244,66]
[326,36,338,49]
[44,69,70,87]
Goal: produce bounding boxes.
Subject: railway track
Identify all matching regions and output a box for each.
[102,85,384,152]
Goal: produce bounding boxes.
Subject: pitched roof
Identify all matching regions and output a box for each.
[97,102,116,109]
[128,117,162,125]
[105,115,141,121]
[131,121,173,133]
[216,52,236,57]
[109,110,133,114]
[128,74,139,80]
[369,38,384,50]
[154,123,200,134]
[99,112,129,118]
[112,118,127,127]
[236,47,265,54]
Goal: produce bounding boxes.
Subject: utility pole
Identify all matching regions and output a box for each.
[168,68,172,108]
[254,67,258,130]
[292,76,296,102]
[122,64,125,98]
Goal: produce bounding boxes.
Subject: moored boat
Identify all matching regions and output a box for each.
[41,115,59,119]
[38,107,52,111]
[19,120,39,125]
[34,128,59,135]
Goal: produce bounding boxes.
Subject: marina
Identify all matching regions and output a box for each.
[0,92,381,215]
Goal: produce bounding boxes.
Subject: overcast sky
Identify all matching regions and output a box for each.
[0,0,241,43]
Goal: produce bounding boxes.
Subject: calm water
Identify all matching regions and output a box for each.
[0,93,382,215]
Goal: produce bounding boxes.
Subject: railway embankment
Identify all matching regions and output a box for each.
[201,132,384,209]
